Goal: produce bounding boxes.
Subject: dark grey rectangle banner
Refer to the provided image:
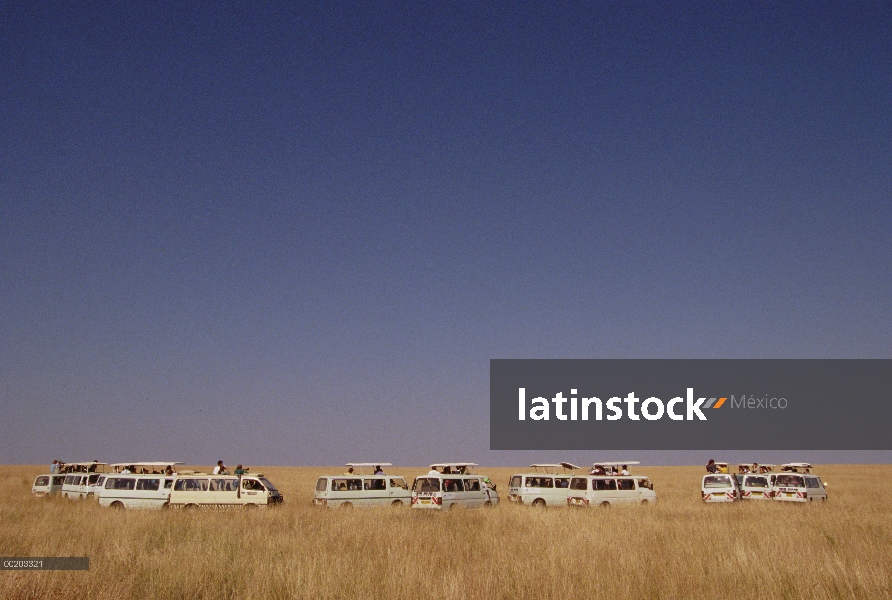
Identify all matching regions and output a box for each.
[490,359,891,450]
[1,557,89,570]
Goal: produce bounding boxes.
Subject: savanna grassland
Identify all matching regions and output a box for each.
[1,464,890,599]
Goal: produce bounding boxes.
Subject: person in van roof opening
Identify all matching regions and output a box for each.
[213,461,228,475]
[234,465,247,475]
[374,465,384,475]
[621,465,629,476]
[706,460,718,473]
[165,465,175,476]
[427,467,440,476]
[344,467,355,476]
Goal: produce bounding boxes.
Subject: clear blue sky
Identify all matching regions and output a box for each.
[2,2,890,467]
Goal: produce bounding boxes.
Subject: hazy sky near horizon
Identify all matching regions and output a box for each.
[2,2,890,467]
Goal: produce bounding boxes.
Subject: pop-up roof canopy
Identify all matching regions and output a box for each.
[529,463,580,473]
[429,463,477,474]
[344,463,392,474]
[110,462,184,466]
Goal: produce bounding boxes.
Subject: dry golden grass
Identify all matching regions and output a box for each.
[1,464,890,599]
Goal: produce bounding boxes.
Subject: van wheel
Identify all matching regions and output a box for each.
[111,501,124,510]
[244,504,257,510]
[483,501,493,508]
[340,502,353,509]
[391,500,403,506]
[640,499,648,506]
[185,504,199,510]
[532,498,546,508]
[448,503,460,510]
[161,502,170,510]
[600,502,610,508]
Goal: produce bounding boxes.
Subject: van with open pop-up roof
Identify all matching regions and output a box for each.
[734,463,775,500]
[32,474,67,497]
[770,464,827,502]
[98,463,183,509]
[168,473,283,509]
[313,463,411,508]
[59,462,109,500]
[566,462,656,507]
[508,463,579,507]
[411,463,499,509]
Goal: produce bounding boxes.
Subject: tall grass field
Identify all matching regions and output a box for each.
[1,464,890,599]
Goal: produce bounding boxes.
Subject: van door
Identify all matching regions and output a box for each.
[463,477,483,507]
[388,477,409,504]
[615,478,637,504]
[363,478,387,506]
[592,478,619,505]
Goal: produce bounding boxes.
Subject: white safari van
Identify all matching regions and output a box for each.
[59,462,109,500]
[566,475,656,507]
[32,474,67,497]
[98,463,183,509]
[770,471,828,502]
[313,463,411,508]
[411,463,499,509]
[508,463,579,506]
[734,464,775,500]
[701,473,740,502]
[99,474,175,509]
[168,473,283,508]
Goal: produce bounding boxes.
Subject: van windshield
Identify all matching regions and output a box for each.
[260,478,277,492]
[744,476,769,488]
[704,476,732,488]
[413,478,441,493]
[775,475,804,488]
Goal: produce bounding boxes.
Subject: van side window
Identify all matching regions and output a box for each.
[316,478,328,492]
[137,479,160,491]
[554,478,569,489]
[443,479,461,492]
[242,479,266,491]
[53,476,65,486]
[210,479,235,492]
[163,480,173,489]
[805,477,819,488]
[637,478,653,490]
[175,478,208,491]
[541,477,554,488]
[390,478,408,490]
[593,479,617,491]
[364,478,386,491]
[617,479,635,491]
[570,478,587,490]
[109,478,136,490]
[510,476,521,487]
[464,479,481,492]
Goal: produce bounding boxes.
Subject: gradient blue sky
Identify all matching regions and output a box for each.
[2,2,890,467]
